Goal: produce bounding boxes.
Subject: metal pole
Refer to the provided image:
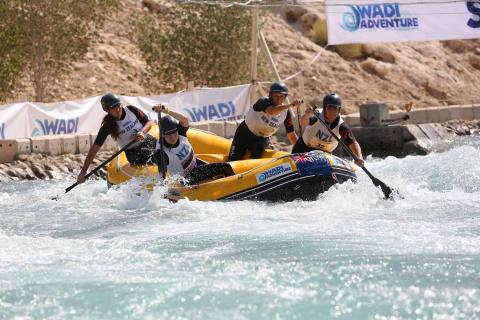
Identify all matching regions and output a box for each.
[298,75,305,135]
[258,30,280,82]
[250,5,259,105]
[260,31,299,107]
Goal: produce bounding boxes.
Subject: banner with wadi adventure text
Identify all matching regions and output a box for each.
[0,84,251,139]
[326,0,480,45]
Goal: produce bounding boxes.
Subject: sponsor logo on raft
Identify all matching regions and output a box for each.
[256,163,292,184]
[467,1,480,28]
[183,101,243,122]
[31,117,79,136]
[341,3,419,32]
[0,122,5,139]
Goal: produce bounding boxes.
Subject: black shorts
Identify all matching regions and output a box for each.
[228,121,269,161]
[124,134,157,165]
[186,162,235,185]
[291,137,314,154]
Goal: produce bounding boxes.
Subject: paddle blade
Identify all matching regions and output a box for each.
[65,182,78,194]
[371,177,395,200]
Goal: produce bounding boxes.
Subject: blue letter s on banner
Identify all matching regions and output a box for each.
[467,1,480,28]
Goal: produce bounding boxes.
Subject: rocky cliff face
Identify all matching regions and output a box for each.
[8,0,480,115]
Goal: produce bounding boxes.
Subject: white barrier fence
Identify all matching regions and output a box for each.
[1,104,480,163]
[0,84,251,140]
[0,119,242,163]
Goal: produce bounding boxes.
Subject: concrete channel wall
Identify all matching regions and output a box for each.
[342,103,480,127]
[344,104,480,156]
[0,122,239,164]
[1,104,479,163]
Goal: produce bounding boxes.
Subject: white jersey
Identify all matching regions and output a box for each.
[245,105,288,137]
[302,111,343,153]
[116,107,144,149]
[158,135,197,176]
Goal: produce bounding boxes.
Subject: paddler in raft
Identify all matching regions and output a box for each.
[77,93,156,183]
[292,92,364,167]
[152,105,234,184]
[228,81,302,161]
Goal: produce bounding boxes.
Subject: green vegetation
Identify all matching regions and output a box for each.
[0,1,25,101]
[134,4,255,92]
[0,0,118,102]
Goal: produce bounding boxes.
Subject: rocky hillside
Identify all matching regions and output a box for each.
[8,0,480,115]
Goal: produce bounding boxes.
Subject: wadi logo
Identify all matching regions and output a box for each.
[341,3,419,32]
[467,1,480,28]
[256,163,292,184]
[183,101,242,122]
[31,117,79,136]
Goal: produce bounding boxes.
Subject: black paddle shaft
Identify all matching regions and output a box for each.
[154,107,166,179]
[313,110,395,199]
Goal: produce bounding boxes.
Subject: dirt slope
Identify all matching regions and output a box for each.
[8,0,480,115]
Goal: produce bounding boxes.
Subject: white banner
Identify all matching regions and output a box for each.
[0,84,250,139]
[327,0,480,45]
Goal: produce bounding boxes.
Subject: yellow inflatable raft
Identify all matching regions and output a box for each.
[106,125,287,187]
[106,125,357,201]
[166,151,356,202]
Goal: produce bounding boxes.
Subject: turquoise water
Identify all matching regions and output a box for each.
[1,137,479,319]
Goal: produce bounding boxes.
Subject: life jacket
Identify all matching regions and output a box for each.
[160,135,197,176]
[245,102,288,137]
[302,111,343,153]
[116,107,144,149]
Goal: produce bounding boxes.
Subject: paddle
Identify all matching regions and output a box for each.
[313,110,396,200]
[52,139,137,200]
[153,106,166,179]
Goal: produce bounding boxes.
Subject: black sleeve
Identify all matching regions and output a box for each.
[178,124,188,137]
[127,105,149,125]
[284,110,295,133]
[308,116,318,126]
[252,97,271,112]
[339,122,356,145]
[93,125,109,146]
